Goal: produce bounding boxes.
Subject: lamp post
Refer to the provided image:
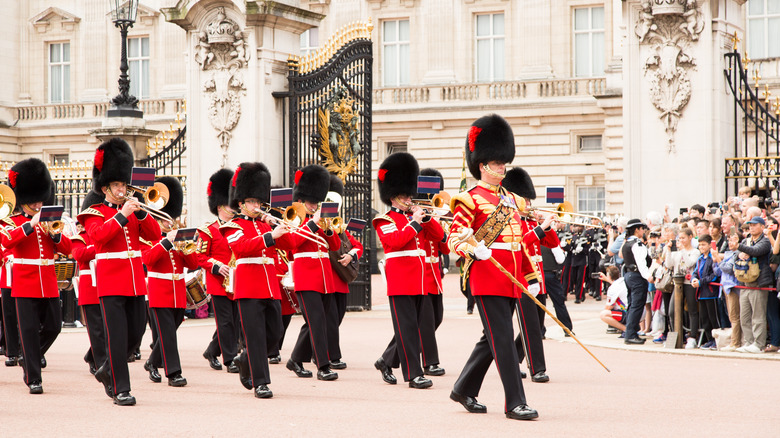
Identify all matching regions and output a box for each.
[107,0,143,118]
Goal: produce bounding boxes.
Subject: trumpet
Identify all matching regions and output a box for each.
[39,220,63,235]
[174,239,198,255]
[0,184,16,220]
[412,191,451,215]
[318,216,343,233]
[251,204,328,247]
[122,183,175,224]
[523,201,604,229]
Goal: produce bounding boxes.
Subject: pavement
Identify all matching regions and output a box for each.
[1,274,779,436]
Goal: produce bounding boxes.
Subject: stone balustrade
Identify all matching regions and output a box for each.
[12,98,185,123]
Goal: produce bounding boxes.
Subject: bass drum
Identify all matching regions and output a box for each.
[185,270,210,310]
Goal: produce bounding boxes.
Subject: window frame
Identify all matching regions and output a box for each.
[381,19,410,87]
[48,41,71,103]
[746,0,780,59]
[577,185,606,215]
[128,36,150,99]
[474,12,505,83]
[572,6,605,78]
[578,135,603,153]
[300,28,319,57]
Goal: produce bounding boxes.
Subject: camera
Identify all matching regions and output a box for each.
[590,272,602,279]
[679,207,687,215]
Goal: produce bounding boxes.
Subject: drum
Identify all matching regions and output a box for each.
[185,271,210,310]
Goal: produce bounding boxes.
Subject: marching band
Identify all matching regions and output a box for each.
[0,115,572,421]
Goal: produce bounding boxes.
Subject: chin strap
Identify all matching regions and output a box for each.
[482,164,506,180]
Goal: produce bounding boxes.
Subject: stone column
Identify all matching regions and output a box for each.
[163,1,322,226]
[517,0,552,79]
[421,0,456,84]
[623,0,743,216]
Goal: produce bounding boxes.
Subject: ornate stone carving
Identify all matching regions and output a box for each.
[195,7,250,166]
[635,0,704,152]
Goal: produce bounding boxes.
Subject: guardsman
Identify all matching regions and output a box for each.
[373,152,442,389]
[1,214,21,367]
[267,247,297,364]
[417,168,449,377]
[2,158,72,394]
[220,162,291,399]
[286,164,342,381]
[448,114,539,420]
[568,222,589,303]
[501,167,557,383]
[198,168,239,374]
[77,137,161,406]
[585,218,607,300]
[72,191,106,376]
[324,174,363,370]
[143,176,198,387]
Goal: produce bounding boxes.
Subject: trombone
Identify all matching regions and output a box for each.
[412,191,451,216]
[523,201,604,229]
[254,203,329,247]
[122,182,175,224]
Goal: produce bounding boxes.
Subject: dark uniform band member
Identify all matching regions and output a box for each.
[143,176,198,387]
[622,218,651,345]
[198,168,239,374]
[286,164,342,381]
[220,162,292,399]
[448,114,539,420]
[72,190,106,376]
[78,137,161,406]
[2,158,71,394]
[417,168,449,377]
[373,152,442,389]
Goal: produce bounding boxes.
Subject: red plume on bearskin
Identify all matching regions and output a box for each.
[378,169,388,182]
[294,170,303,185]
[8,170,17,188]
[94,149,105,172]
[468,126,481,152]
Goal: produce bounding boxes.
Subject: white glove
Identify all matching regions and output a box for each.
[473,240,492,261]
[551,246,566,264]
[528,283,540,297]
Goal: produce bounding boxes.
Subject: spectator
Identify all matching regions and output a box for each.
[713,228,744,351]
[709,218,725,252]
[664,227,700,349]
[695,219,710,239]
[721,213,738,238]
[766,220,780,353]
[744,206,762,223]
[607,217,629,269]
[691,235,720,350]
[736,217,772,354]
[689,204,706,219]
[598,266,627,334]
[738,186,753,199]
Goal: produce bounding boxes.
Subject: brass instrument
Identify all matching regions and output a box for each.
[174,239,199,255]
[318,216,343,233]
[252,204,328,247]
[525,201,604,228]
[222,253,236,295]
[0,184,15,220]
[123,182,175,223]
[39,219,63,235]
[412,191,451,216]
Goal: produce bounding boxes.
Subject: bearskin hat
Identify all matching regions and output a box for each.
[8,158,53,206]
[45,181,57,206]
[417,168,443,199]
[156,176,184,220]
[378,152,419,206]
[501,167,536,200]
[229,162,271,211]
[293,164,330,204]
[329,174,345,196]
[80,190,105,211]
[465,114,515,180]
[207,168,234,216]
[92,137,134,193]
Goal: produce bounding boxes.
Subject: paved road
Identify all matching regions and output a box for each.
[1,275,777,436]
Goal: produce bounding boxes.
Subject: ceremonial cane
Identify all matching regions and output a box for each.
[457,228,611,372]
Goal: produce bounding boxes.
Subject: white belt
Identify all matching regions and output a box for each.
[425,256,440,264]
[490,242,522,251]
[235,257,275,265]
[95,250,142,260]
[294,252,329,260]
[385,249,426,260]
[80,271,92,277]
[14,258,55,266]
[147,272,183,281]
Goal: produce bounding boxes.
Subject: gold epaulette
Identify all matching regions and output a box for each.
[79,207,104,218]
[450,191,476,211]
[198,222,213,239]
[1,217,15,228]
[70,235,86,245]
[371,213,393,226]
[219,220,242,231]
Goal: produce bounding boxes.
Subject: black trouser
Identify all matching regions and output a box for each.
[662,292,673,336]
[100,295,147,394]
[205,295,239,364]
[682,284,699,340]
[544,271,573,332]
[381,295,425,381]
[145,300,157,352]
[16,297,61,385]
[462,281,475,312]
[536,294,547,337]
[419,293,444,367]
[698,299,719,343]
[571,264,587,301]
[291,291,332,370]
[1,288,20,358]
[326,292,348,361]
[81,303,107,369]
[515,293,546,375]
[237,298,281,387]
[269,314,293,357]
[453,295,527,412]
[623,272,648,340]
[588,258,601,295]
[149,307,185,378]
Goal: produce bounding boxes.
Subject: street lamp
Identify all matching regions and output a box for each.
[107,0,142,118]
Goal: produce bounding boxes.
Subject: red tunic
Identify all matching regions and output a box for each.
[0,217,14,289]
[373,208,445,296]
[1,213,72,299]
[289,219,342,294]
[447,182,538,298]
[521,217,560,295]
[421,222,449,295]
[77,202,161,297]
[143,237,200,309]
[196,219,233,298]
[71,232,98,306]
[220,215,293,300]
[332,231,365,294]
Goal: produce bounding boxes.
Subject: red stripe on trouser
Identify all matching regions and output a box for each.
[14,300,29,384]
[391,298,411,380]
[299,293,323,367]
[478,296,505,412]
[99,299,117,390]
[152,309,169,376]
[213,298,223,358]
[579,269,587,299]
[237,301,254,385]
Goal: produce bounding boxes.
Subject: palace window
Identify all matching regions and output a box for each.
[475,13,505,82]
[300,29,319,56]
[578,186,605,215]
[573,6,605,77]
[386,142,407,155]
[128,37,150,99]
[382,20,410,87]
[747,0,780,59]
[578,135,603,152]
[49,42,70,103]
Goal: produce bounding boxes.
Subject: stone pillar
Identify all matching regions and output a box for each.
[89,116,158,163]
[163,1,323,226]
[623,0,743,217]
[421,0,456,84]
[517,0,552,79]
